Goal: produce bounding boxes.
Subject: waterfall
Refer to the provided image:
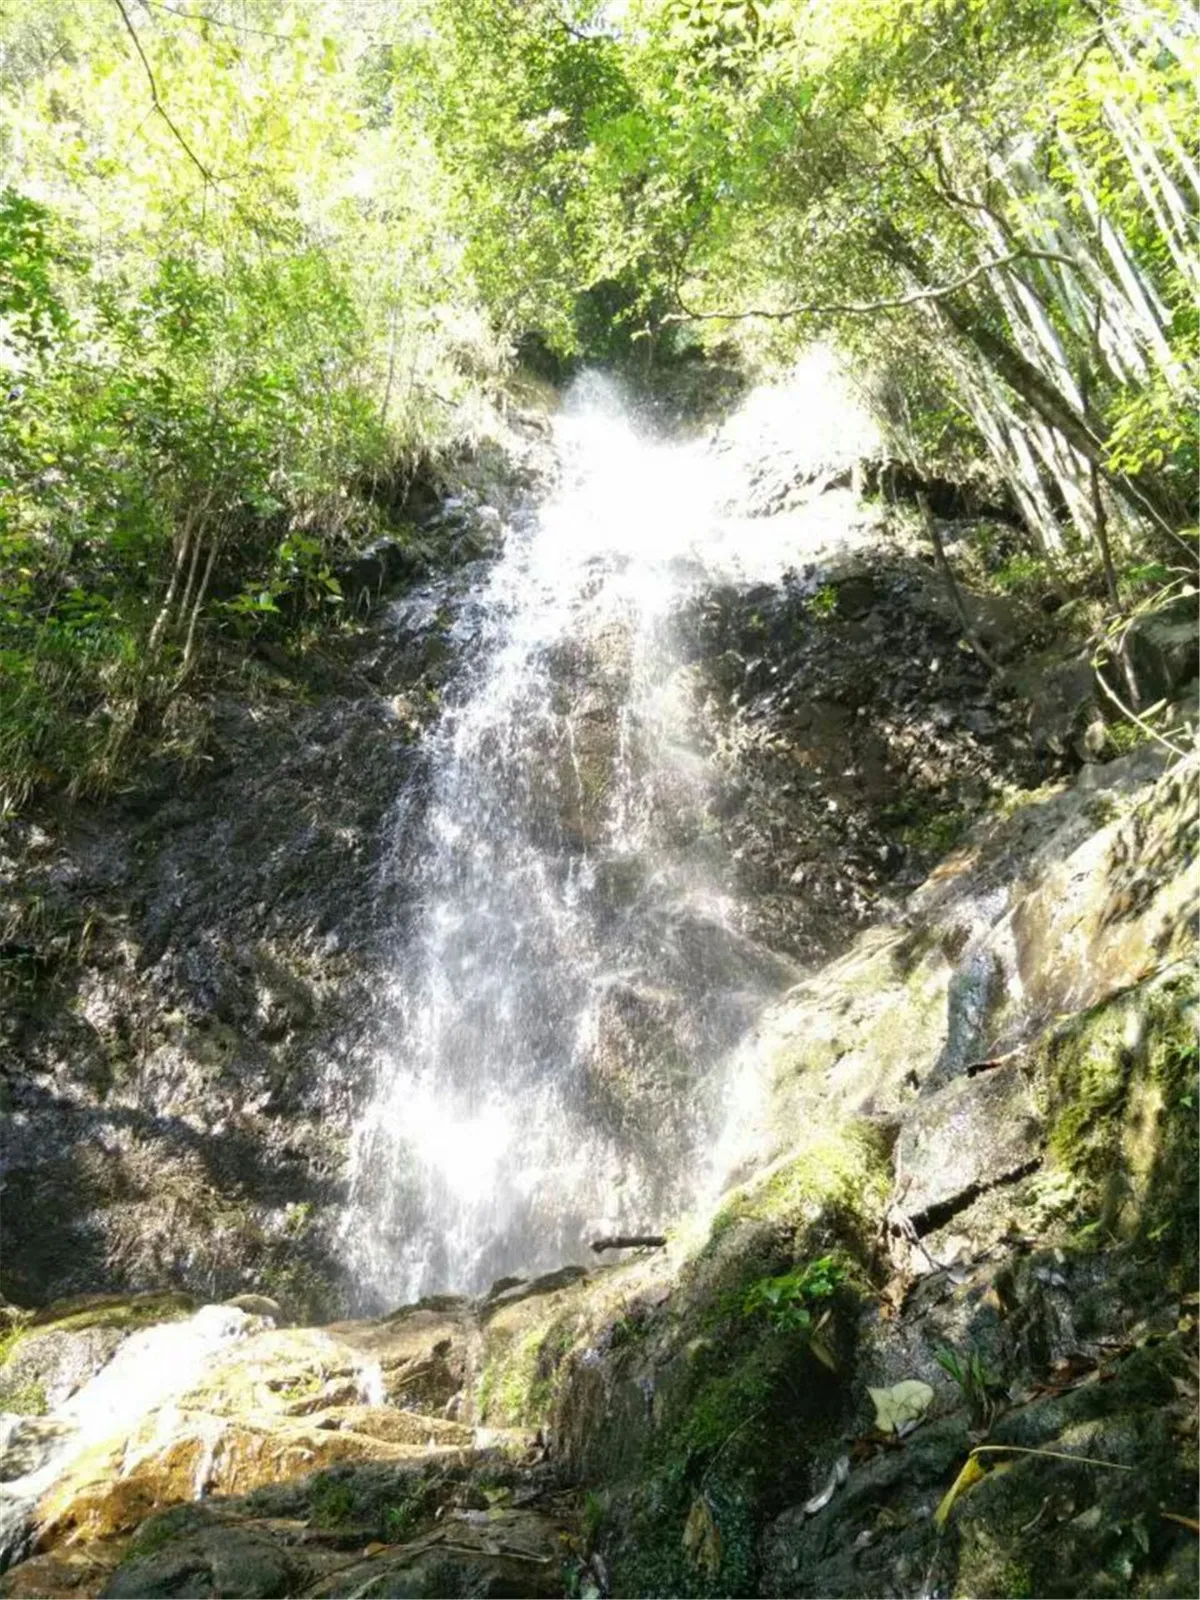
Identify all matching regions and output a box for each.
[341,357,880,1309]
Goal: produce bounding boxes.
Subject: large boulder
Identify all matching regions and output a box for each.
[1120,591,1199,710]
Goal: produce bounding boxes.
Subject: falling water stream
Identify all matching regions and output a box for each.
[342,360,880,1308]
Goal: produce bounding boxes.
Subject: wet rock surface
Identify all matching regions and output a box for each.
[676,545,1045,963]
[0,745,1196,1598]
[0,377,1197,1599]
[894,1063,1043,1225]
[0,422,553,1320]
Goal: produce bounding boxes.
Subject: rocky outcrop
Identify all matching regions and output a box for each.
[1,739,1195,1599]
[676,547,1044,963]
[0,422,553,1322]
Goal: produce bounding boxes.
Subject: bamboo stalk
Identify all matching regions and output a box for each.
[147,514,193,655]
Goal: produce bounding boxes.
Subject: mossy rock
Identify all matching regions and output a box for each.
[557,1128,893,1597]
[699,1119,892,1270]
[1032,972,1198,1268]
[477,1296,591,1429]
[0,1292,194,1415]
[26,1290,197,1335]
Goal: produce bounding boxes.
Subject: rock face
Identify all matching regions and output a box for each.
[0,423,552,1321]
[0,736,1195,1600]
[0,372,1197,1599]
[894,1062,1042,1224]
[4,365,1188,1323]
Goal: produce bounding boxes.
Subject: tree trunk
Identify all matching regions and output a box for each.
[878,224,1176,528]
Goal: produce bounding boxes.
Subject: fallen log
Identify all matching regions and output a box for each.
[591,1234,667,1253]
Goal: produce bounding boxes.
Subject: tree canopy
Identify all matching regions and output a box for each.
[1,0,1196,809]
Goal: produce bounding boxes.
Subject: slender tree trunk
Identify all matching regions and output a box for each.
[173,521,206,649]
[917,492,1000,674]
[880,225,1177,528]
[181,536,220,675]
[378,305,400,431]
[148,515,193,655]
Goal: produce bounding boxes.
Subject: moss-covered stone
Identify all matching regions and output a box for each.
[702,1120,892,1264]
[27,1291,196,1335]
[1033,973,1198,1267]
[476,1287,598,1429]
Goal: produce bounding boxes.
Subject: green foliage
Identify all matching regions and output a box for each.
[1,0,1195,812]
[581,1489,606,1548]
[0,0,501,814]
[935,1345,1002,1430]
[0,188,70,353]
[426,0,1197,591]
[805,584,838,619]
[309,1474,360,1528]
[0,1379,48,1416]
[0,1320,29,1370]
[991,552,1044,595]
[382,1498,422,1542]
[742,1254,844,1336]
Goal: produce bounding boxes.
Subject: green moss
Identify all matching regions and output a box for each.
[256,1257,340,1324]
[0,1378,47,1415]
[614,1476,760,1599]
[126,1504,207,1559]
[275,1370,322,1403]
[703,1122,890,1252]
[605,1264,864,1594]
[478,1313,580,1428]
[988,778,1067,822]
[0,1320,29,1368]
[880,793,970,855]
[581,1490,606,1548]
[309,1475,360,1527]
[29,1291,195,1336]
[274,1464,435,1542]
[1035,975,1198,1265]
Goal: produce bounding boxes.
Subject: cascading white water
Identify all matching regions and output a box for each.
[342,357,880,1309]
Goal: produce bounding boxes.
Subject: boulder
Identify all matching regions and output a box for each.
[1119,591,1199,709]
[222,1295,285,1324]
[1024,653,1103,758]
[103,1514,311,1599]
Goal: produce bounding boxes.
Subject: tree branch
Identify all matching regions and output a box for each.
[138,0,294,42]
[112,0,215,185]
[661,250,1083,325]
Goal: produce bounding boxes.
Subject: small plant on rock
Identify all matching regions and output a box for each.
[935,1345,1002,1430]
[742,1255,845,1368]
[805,584,838,619]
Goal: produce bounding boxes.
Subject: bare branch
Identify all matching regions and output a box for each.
[137,0,295,42]
[1093,662,1190,760]
[111,0,216,185]
[661,250,1083,326]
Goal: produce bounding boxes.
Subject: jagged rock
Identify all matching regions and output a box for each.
[894,1064,1044,1225]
